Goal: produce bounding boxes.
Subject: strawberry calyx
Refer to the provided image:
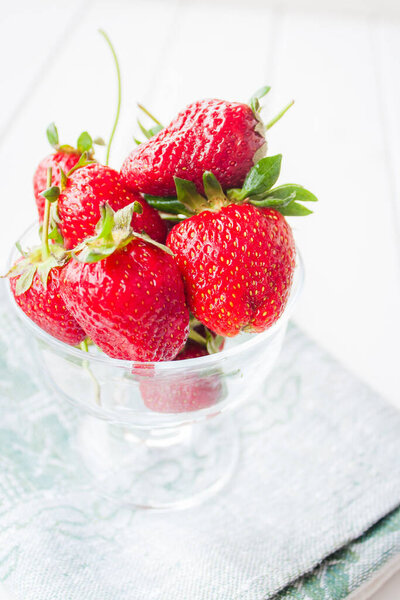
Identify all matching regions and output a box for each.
[135,103,164,144]
[5,245,67,296]
[72,202,173,263]
[46,122,103,158]
[248,85,294,131]
[59,151,96,191]
[145,155,318,218]
[187,317,225,355]
[5,167,69,295]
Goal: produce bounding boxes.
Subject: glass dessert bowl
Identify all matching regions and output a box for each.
[8,223,304,510]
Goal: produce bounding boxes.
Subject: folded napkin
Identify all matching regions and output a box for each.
[1,280,400,600]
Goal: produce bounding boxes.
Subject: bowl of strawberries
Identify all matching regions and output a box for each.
[5,34,315,509]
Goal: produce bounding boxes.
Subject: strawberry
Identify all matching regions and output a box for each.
[57,163,167,250]
[140,326,225,413]
[34,152,80,221]
[9,263,86,345]
[60,203,189,361]
[121,89,294,197]
[33,124,99,221]
[121,98,265,197]
[168,203,295,336]
[162,158,317,337]
[8,168,86,345]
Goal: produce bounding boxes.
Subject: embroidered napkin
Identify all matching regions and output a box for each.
[1,281,400,600]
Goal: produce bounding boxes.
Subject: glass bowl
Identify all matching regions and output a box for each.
[8,223,304,510]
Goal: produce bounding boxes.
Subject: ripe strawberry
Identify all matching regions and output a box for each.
[34,151,81,221]
[33,124,97,221]
[121,97,267,196]
[9,263,86,345]
[153,155,316,337]
[141,332,225,413]
[168,202,295,337]
[8,165,86,346]
[60,203,189,361]
[57,163,167,250]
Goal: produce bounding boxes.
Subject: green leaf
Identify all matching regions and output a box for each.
[59,167,68,190]
[15,241,26,257]
[77,131,93,153]
[250,193,296,209]
[261,183,318,203]
[137,119,163,140]
[95,203,116,239]
[137,103,163,126]
[130,231,174,256]
[67,151,95,177]
[205,330,225,354]
[278,202,313,216]
[15,265,36,296]
[48,226,64,244]
[50,201,61,226]
[144,195,193,216]
[232,154,282,201]
[93,137,106,146]
[46,122,59,148]
[249,85,271,114]
[37,257,58,289]
[174,177,206,212]
[113,202,142,233]
[266,100,295,130]
[40,186,60,203]
[203,172,226,204]
[74,244,119,264]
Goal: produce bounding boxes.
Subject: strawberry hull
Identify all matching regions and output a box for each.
[121,99,266,196]
[58,163,167,250]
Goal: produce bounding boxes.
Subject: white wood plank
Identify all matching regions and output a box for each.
[269,9,400,406]
[145,1,278,120]
[0,0,87,138]
[371,17,400,245]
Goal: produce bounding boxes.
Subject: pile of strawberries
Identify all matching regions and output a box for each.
[7,83,317,370]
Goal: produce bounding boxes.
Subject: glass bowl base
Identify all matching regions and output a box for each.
[75,412,240,510]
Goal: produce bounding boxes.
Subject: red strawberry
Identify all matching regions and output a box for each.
[168,203,295,337]
[60,203,189,361]
[33,123,98,221]
[58,163,167,250]
[159,153,316,337]
[121,98,267,196]
[140,324,225,413]
[10,165,86,345]
[140,343,221,414]
[34,150,81,221]
[9,263,86,345]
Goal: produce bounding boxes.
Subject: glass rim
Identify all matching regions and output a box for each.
[7,222,305,371]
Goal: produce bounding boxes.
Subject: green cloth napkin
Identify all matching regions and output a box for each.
[1,280,400,600]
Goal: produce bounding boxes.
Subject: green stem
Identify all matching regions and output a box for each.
[265,100,294,130]
[137,103,162,126]
[79,339,101,405]
[41,168,52,260]
[188,329,207,347]
[99,29,121,166]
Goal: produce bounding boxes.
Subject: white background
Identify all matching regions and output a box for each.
[0,0,399,597]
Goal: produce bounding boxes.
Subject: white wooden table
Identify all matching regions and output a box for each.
[0,0,399,597]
